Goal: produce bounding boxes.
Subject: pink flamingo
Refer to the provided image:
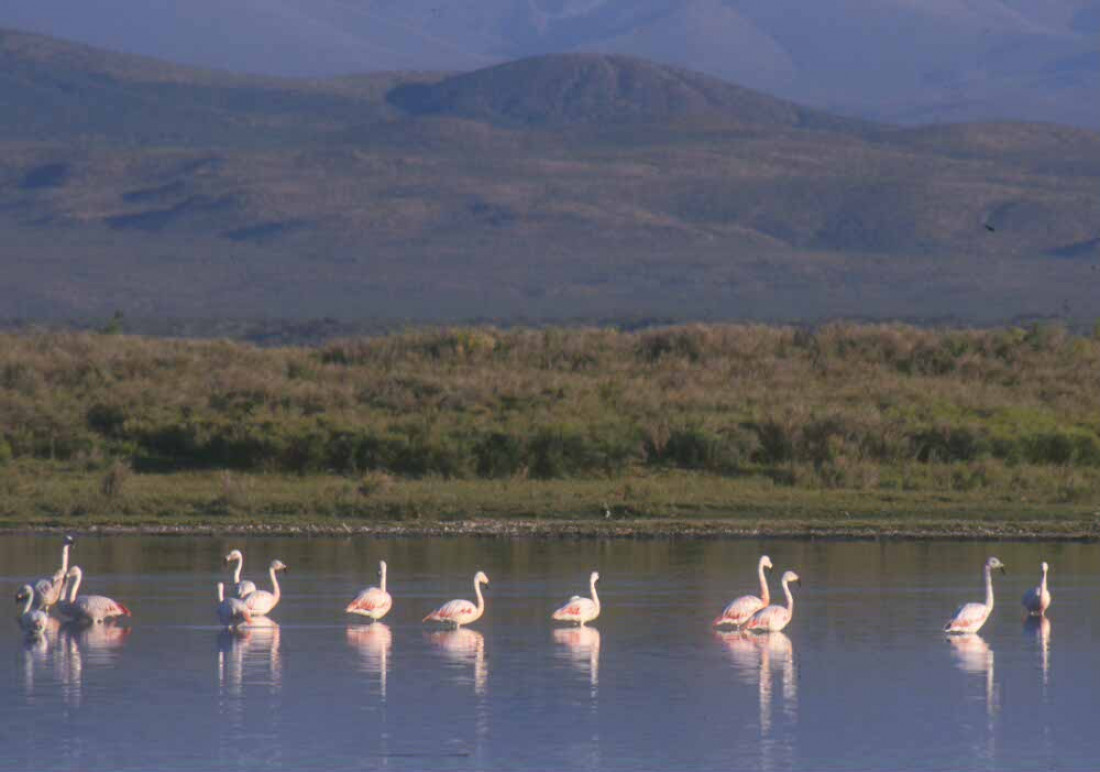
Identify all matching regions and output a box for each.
[32,534,75,610]
[713,555,773,628]
[423,571,489,628]
[1021,561,1051,617]
[945,557,1006,634]
[552,571,600,626]
[346,560,393,621]
[224,549,257,599]
[57,566,131,624]
[243,560,288,616]
[16,585,48,636]
[216,582,253,628]
[744,571,801,633]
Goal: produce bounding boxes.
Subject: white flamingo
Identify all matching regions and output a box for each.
[945,556,1006,634]
[346,560,393,621]
[552,571,601,626]
[1021,561,1051,617]
[714,555,773,627]
[423,571,489,628]
[33,534,75,610]
[16,585,48,636]
[56,566,131,624]
[224,549,257,599]
[243,560,288,616]
[744,571,801,633]
[216,582,253,628]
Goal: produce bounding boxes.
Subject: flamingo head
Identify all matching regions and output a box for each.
[590,570,600,584]
[1040,561,1049,573]
[987,557,1006,574]
[15,585,33,603]
[475,571,489,585]
[782,570,801,587]
[63,534,76,546]
[760,555,773,570]
[66,565,83,580]
[379,560,387,576]
[224,549,243,564]
[271,559,288,573]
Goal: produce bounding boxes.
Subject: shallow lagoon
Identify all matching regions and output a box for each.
[3,535,1097,771]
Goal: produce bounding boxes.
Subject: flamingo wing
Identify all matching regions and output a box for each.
[744,604,791,633]
[233,580,257,599]
[244,590,278,616]
[218,598,252,626]
[945,602,990,633]
[33,577,62,609]
[77,595,131,622]
[552,597,597,622]
[346,587,393,619]
[424,599,477,623]
[713,594,764,627]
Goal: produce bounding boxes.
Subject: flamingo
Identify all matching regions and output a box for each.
[945,556,1006,634]
[1021,561,1051,617]
[552,571,601,626]
[243,560,288,616]
[346,560,393,621]
[423,571,489,628]
[16,585,48,636]
[216,582,253,628]
[713,555,773,628]
[224,549,257,599]
[744,571,801,633]
[56,566,131,624]
[33,534,75,610]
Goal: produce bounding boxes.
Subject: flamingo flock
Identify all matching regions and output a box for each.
[14,537,1054,651]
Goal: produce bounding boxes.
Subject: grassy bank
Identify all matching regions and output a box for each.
[2,324,1100,536]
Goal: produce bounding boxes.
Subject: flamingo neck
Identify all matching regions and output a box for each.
[590,575,600,613]
[68,569,82,601]
[1040,566,1048,595]
[217,582,225,602]
[269,567,282,602]
[758,560,770,606]
[380,563,387,593]
[984,565,995,610]
[21,591,33,616]
[60,543,71,574]
[783,577,795,612]
[474,577,485,614]
[232,556,243,584]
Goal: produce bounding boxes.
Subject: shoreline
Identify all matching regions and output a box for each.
[3,518,1098,541]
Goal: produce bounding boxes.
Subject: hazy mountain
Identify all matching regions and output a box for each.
[2,0,1098,128]
[2,30,1100,329]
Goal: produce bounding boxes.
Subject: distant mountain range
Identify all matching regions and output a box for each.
[1,28,1099,330]
[2,1,1098,129]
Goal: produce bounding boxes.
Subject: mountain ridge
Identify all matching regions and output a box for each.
[1,30,1099,328]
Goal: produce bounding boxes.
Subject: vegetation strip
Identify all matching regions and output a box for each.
[2,323,1099,534]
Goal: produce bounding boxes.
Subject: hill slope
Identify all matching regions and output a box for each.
[1,31,1100,328]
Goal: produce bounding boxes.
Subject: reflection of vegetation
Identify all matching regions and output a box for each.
[1,323,1099,525]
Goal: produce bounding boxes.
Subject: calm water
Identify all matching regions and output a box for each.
[3,535,1098,771]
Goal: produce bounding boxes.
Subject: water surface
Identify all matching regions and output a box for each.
[2,536,1097,771]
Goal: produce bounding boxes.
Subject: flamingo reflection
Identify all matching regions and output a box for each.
[1024,616,1051,690]
[553,626,601,690]
[429,628,487,695]
[948,634,997,718]
[217,618,283,699]
[346,622,392,699]
[716,631,796,735]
